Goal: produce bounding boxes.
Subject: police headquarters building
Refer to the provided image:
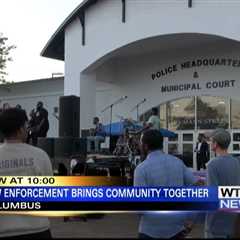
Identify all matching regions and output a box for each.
[41,0,240,169]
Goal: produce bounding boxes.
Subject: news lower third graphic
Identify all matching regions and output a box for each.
[0,177,239,216]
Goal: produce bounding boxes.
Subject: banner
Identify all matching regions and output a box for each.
[0,177,239,214]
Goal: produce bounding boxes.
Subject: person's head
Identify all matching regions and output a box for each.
[0,108,28,142]
[202,134,208,142]
[140,129,163,156]
[198,134,204,142]
[15,104,22,110]
[36,101,43,110]
[210,129,231,154]
[151,107,159,116]
[93,117,99,125]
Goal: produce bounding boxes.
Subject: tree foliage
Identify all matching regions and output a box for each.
[0,33,16,84]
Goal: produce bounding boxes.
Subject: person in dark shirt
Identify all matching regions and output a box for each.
[195,134,210,170]
[30,102,49,146]
[26,109,36,145]
[34,102,49,137]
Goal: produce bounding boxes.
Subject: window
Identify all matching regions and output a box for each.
[160,103,167,128]
[197,96,229,129]
[183,133,193,141]
[231,99,240,129]
[167,97,195,131]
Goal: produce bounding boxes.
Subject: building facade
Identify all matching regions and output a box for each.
[41,0,240,169]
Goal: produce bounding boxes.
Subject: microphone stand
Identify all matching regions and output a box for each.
[101,97,127,151]
[131,99,146,121]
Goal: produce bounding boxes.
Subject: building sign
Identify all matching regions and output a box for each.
[176,118,227,126]
[151,58,240,80]
[173,117,228,130]
[161,80,236,93]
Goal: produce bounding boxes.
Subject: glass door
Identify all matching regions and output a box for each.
[167,133,179,155]
[180,131,195,168]
[166,131,195,169]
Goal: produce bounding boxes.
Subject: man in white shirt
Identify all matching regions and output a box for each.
[0,108,53,239]
[146,108,161,131]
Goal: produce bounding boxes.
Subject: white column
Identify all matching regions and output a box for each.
[80,73,97,132]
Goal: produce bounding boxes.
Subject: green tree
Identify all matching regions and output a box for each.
[0,33,16,84]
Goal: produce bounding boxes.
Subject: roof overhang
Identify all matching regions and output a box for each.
[40,0,98,61]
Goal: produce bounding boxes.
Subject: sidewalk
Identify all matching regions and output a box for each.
[50,214,204,239]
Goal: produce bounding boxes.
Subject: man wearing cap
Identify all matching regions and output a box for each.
[205,128,240,238]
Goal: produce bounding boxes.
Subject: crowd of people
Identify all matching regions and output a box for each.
[0,101,49,146]
[134,129,240,238]
[0,105,240,238]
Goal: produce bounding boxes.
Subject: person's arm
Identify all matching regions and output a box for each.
[194,143,198,152]
[183,164,197,186]
[206,143,210,161]
[146,116,154,129]
[37,109,48,131]
[38,119,45,130]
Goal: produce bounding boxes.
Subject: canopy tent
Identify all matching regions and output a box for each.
[103,121,141,136]
[103,121,176,138]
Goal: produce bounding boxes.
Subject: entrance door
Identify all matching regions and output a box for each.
[166,131,216,170]
[180,132,195,168]
[166,131,196,169]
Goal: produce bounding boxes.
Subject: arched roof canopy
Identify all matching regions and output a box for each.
[41,0,240,62]
[41,0,97,60]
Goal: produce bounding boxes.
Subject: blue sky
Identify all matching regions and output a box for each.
[0,0,83,82]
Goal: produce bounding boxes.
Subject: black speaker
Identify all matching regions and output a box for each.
[59,95,80,138]
[37,138,55,159]
[72,138,87,155]
[54,137,74,159]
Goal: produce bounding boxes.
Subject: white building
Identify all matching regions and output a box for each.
[0,77,64,138]
[41,0,240,169]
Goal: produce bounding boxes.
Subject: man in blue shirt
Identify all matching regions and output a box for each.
[205,129,240,238]
[134,130,197,238]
